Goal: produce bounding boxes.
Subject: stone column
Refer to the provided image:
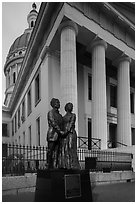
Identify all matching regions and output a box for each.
[59,20,78,132]
[117,56,131,146]
[90,39,108,149]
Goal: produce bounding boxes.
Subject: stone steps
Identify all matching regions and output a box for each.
[90,171,135,185]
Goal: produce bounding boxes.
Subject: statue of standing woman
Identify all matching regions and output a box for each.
[58,102,80,169]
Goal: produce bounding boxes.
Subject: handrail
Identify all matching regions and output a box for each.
[116,141,127,147]
[107,140,127,148]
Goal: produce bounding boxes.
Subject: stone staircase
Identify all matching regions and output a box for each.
[79,145,135,184]
[90,171,135,185]
[104,145,135,171]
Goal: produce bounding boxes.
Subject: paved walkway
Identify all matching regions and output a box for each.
[92,181,135,202]
[3,181,135,202]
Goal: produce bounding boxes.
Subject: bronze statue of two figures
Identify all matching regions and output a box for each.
[34,98,92,201]
[47,98,80,170]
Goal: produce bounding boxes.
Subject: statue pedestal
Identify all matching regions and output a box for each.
[34,169,92,202]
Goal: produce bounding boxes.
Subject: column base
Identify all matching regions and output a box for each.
[34,169,92,202]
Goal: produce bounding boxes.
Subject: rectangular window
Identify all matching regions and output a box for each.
[130,92,134,114]
[18,108,20,128]
[18,136,21,144]
[110,85,117,108]
[131,128,135,145]
[12,120,14,136]
[88,74,92,100]
[15,114,17,133]
[88,118,92,150]
[2,123,8,137]
[27,88,32,116]
[36,117,40,145]
[28,125,32,146]
[2,144,8,157]
[23,131,25,145]
[35,73,40,105]
[22,100,25,123]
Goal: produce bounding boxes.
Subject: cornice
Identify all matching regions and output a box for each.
[103,2,134,31]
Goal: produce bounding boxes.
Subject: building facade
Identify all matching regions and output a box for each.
[2,2,135,150]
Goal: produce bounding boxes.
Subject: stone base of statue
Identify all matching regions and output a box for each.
[34,169,92,202]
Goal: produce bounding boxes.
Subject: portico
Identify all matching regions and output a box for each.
[55,16,134,149]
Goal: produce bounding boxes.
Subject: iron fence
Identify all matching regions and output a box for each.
[2,143,132,176]
[78,136,101,149]
[2,144,47,176]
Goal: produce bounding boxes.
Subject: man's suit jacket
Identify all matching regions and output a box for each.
[47,109,63,142]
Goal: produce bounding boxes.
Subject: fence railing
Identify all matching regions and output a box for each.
[78,136,101,149]
[2,143,132,176]
[2,144,47,176]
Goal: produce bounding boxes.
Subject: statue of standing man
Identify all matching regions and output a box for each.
[46,98,64,169]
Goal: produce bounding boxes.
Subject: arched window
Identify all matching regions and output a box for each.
[31,21,34,28]
[13,72,16,84]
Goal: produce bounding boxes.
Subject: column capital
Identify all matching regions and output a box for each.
[59,20,78,36]
[41,46,60,60]
[118,56,131,64]
[88,39,107,52]
[113,55,131,67]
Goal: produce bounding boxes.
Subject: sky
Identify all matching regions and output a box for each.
[2,1,41,105]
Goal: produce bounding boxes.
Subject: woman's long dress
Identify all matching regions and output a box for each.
[58,112,80,169]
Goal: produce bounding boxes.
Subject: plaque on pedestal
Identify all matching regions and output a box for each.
[65,174,81,199]
[34,169,92,202]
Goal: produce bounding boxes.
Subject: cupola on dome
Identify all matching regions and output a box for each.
[30,2,38,13]
[4,3,38,66]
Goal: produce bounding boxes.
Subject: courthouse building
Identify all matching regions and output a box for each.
[2,2,135,150]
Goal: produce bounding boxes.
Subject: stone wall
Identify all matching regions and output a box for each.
[2,173,37,196]
[2,171,135,196]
